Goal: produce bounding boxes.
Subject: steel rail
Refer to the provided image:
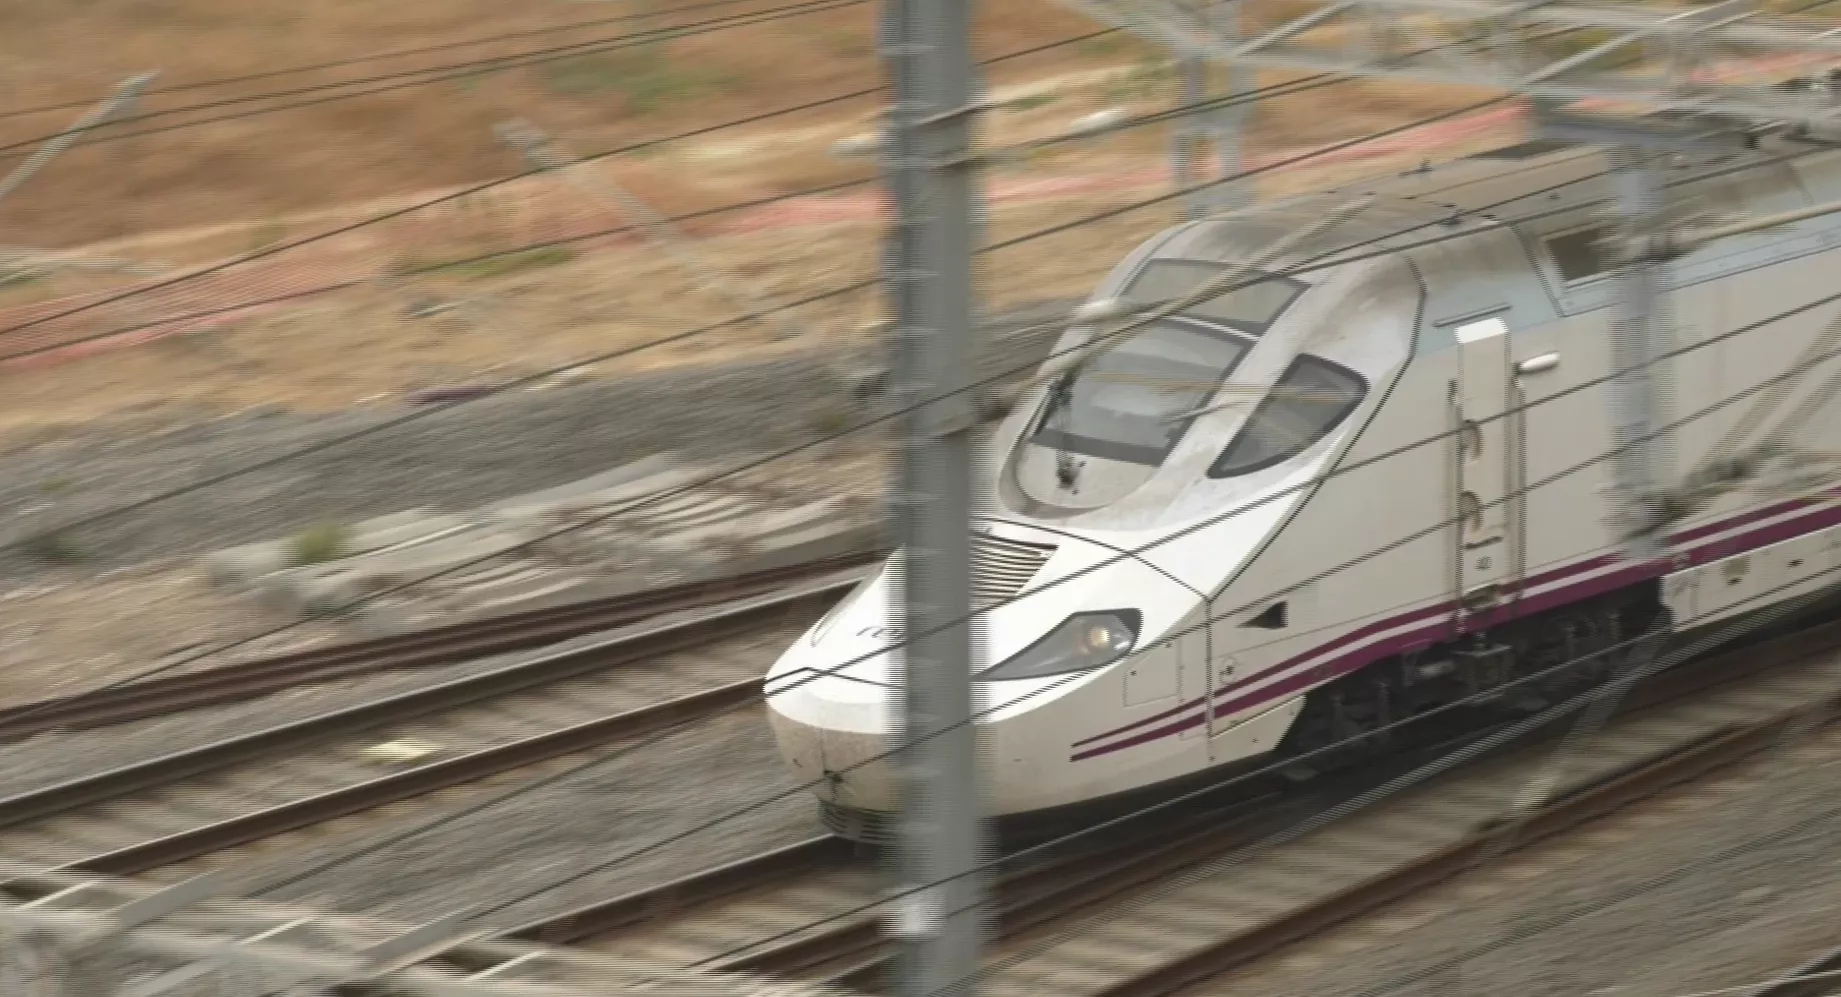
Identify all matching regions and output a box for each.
[67,678,770,876]
[0,571,855,831]
[1090,621,1841,997]
[528,614,1841,996]
[502,776,1300,977]
[0,551,880,743]
[507,834,862,945]
[1743,943,1841,997]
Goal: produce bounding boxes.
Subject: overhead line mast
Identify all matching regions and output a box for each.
[1049,0,1841,557]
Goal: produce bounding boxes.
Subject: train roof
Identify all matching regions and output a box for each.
[1175,127,1833,272]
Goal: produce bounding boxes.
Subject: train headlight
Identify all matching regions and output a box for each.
[977,610,1142,681]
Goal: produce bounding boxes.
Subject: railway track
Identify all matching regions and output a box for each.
[1749,942,1841,997]
[508,616,1841,997]
[0,552,880,743]
[0,568,860,880]
[506,780,1315,980]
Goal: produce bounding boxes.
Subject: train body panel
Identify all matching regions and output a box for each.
[765,128,1841,833]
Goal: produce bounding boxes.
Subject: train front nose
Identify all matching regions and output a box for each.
[765,638,901,813]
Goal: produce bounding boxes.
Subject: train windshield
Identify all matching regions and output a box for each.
[1118,260,1303,331]
[1208,354,1367,478]
[1031,318,1252,466]
[1028,261,1304,468]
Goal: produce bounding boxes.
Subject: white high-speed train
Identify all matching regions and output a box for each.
[766,120,1841,840]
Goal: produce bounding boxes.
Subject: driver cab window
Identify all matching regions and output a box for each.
[1028,260,1306,469]
[1207,355,1367,478]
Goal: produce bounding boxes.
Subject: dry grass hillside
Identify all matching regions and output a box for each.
[0,0,1137,246]
[0,0,1498,249]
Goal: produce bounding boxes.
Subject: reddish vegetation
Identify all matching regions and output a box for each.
[0,0,1147,247]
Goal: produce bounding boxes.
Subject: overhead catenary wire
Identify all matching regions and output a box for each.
[0,60,1425,368]
[14,7,1841,978]
[903,562,1841,997]
[0,9,1630,351]
[43,148,1686,916]
[25,171,1841,916]
[425,292,1841,930]
[0,99,1626,747]
[0,0,878,160]
[7,35,1835,892]
[244,159,1841,914]
[0,89,1561,561]
[0,19,1151,353]
[3,129,1824,762]
[186,9,1841,978]
[0,0,834,123]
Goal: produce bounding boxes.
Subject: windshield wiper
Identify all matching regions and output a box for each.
[1043,373,1081,488]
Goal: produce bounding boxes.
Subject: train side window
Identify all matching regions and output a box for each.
[1544,227,1612,284]
[1241,601,1288,629]
[1207,354,1367,478]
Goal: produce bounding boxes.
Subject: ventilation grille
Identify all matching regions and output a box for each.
[876,534,1057,639]
[970,533,1057,607]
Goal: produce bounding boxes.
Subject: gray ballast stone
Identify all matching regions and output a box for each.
[196,446,884,631]
[251,523,544,618]
[478,451,683,512]
[480,456,707,523]
[345,513,879,636]
[199,508,462,589]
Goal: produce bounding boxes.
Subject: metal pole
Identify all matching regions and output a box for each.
[1607,145,1666,558]
[881,0,988,990]
[0,73,157,208]
[1213,0,1252,214]
[1175,50,1207,221]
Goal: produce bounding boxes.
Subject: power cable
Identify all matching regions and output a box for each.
[446,300,1841,928]
[0,0,828,123]
[0,21,1135,352]
[243,0,1841,946]
[1335,688,1841,997]
[178,163,1691,903]
[0,0,876,160]
[9,49,1834,897]
[905,560,1841,997]
[0,102,1624,741]
[7,1,1833,971]
[0,9,1619,349]
[0,60,1407,367]
[5,136,1820,755]
[244,155,1841,912]
[0,93,1559,576]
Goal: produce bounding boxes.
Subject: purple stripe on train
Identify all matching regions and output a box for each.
[1069,493,1841,762]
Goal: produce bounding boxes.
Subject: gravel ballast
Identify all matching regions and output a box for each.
[0,299,1076,584]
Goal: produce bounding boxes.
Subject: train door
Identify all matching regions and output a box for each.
[1180,604,1212,743]
[1451,314,1515,627]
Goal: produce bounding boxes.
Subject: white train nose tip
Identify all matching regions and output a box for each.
[765,707,900,813]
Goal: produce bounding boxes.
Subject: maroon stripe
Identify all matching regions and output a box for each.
[1068,553,1620,751]
[1066,694,1203,749]
[1071,546,1640,751]
[1195,563,1652,736]
[1673,492,1833,544]
[1070,494,1841,762]
[1073,558,1655,762]
[1070,712,1207,761]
